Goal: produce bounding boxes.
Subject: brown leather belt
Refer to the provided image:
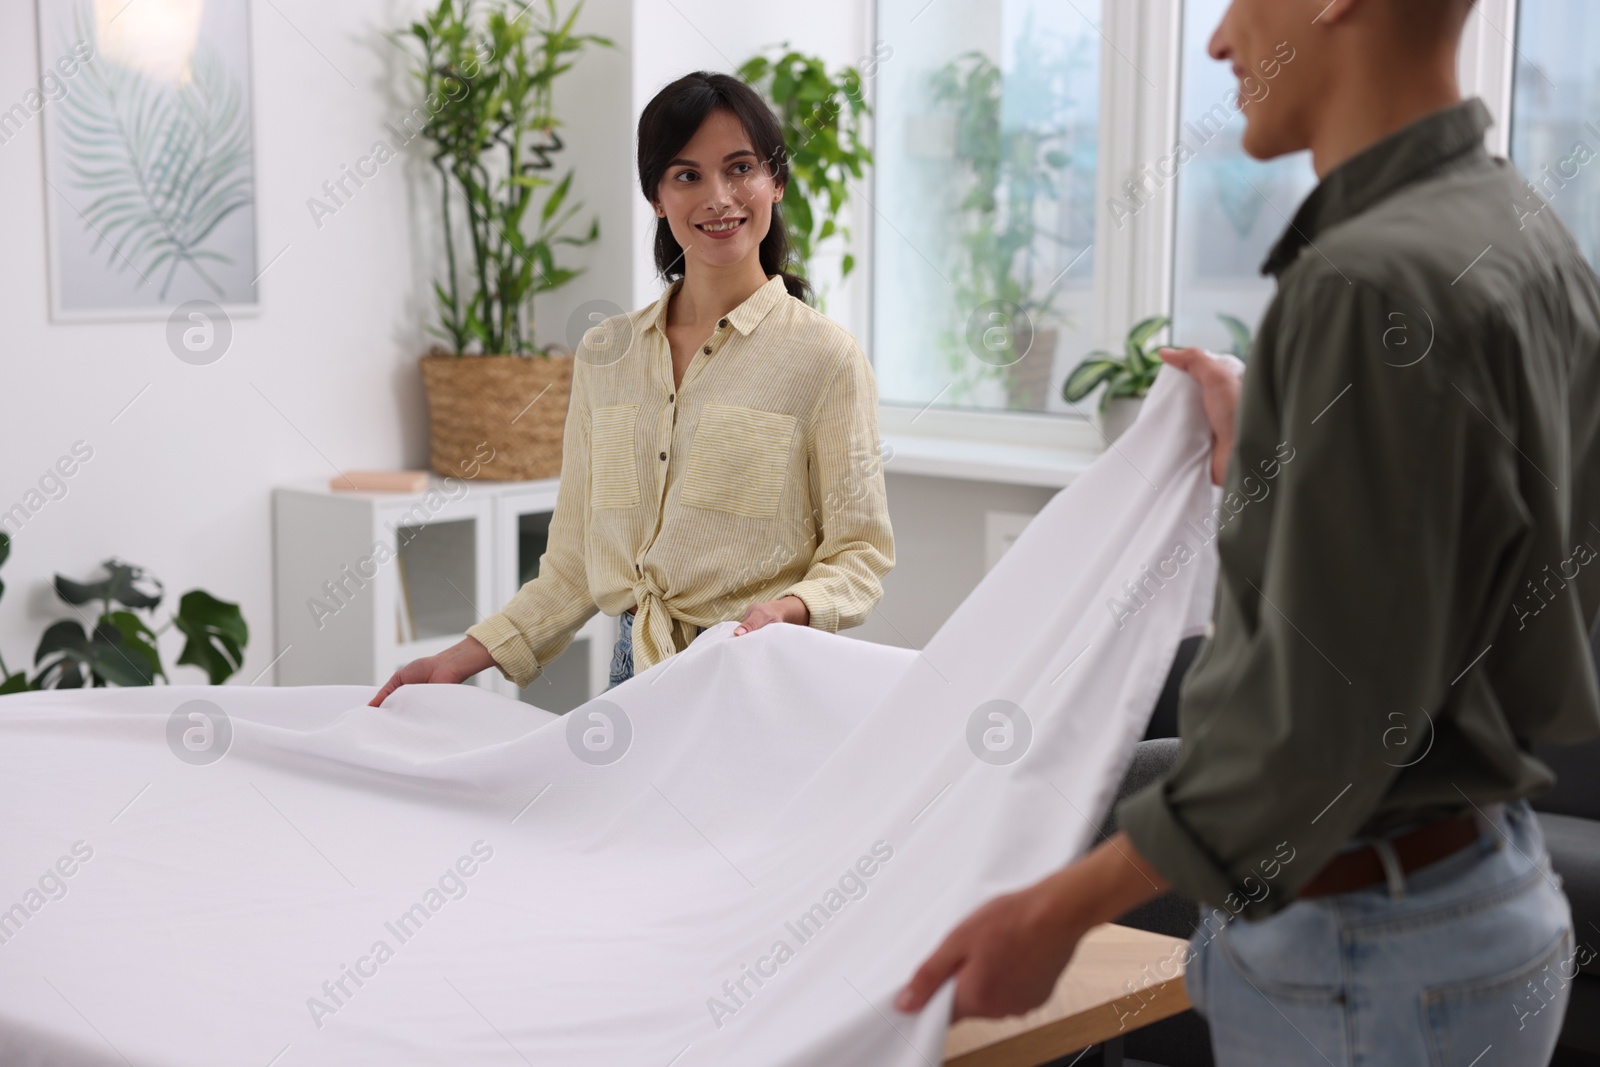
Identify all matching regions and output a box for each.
[1297,814,1483,899]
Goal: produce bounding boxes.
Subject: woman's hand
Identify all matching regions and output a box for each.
[733,595,810,636]
[1158,346,1243,486]
[369,636,496,707]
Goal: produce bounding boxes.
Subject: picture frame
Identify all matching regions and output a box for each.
[33,0,260,323]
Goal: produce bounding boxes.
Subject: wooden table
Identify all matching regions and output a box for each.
[943,924,1192,1067]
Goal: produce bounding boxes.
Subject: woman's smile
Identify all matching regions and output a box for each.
[696,215,747,239]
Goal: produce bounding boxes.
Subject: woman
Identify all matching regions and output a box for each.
[371,72,894,705]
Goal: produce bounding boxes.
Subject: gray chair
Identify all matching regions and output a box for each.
[1082,733,1214,1067]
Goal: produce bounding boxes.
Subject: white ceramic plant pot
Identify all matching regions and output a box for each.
[1099,396,1144,443]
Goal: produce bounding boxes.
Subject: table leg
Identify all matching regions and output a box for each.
[1102,1036,1124,1067]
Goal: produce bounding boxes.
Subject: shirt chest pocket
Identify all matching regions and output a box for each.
[679,403,799,520]
[590,404,642,509]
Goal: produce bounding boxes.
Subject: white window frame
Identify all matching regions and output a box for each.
[869,0,1526,462]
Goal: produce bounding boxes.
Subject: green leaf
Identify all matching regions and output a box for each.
[54,572,111,606]
[1061,358,1121,404]
[540,171,572,223]
[106,561,163,610]
[1217,312,1253,362]
[54,559,162,610]
[1127,315,1172,351]
[173,589,249,685]
[0,531,9,569]
[88,622,158,686]
[35,619,89,664]
[105,611,166,681]
[1124,335,1149,376]
[0,673,31,696]
[33,620,90,689]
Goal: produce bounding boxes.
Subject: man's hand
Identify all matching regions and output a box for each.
[895,880,1086,1021]
[1159,346,1243,486]
[369,635,496,707]
[896,833,1170,1020]
[733,595,809,636]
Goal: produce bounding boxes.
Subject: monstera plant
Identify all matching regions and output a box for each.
[0,536,249,693]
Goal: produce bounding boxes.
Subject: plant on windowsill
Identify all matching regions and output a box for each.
[0,535,249,694]
[736,46,874,308]
[1061,315,1170,443]
[1062,312,1254,443]
[397,0,612,481]
[929,36,1084,412]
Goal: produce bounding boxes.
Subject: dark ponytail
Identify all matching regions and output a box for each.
[636,71,811,304]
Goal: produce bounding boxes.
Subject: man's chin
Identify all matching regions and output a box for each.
[1238,123,1303,163]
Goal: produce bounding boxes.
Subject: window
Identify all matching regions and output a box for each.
[872,0,1101,415]
[1170,0,1315,358]
[869,0,1533,429]
[1509,0,1600,269]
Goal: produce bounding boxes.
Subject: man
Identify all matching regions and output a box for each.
[896,0,1600,1063]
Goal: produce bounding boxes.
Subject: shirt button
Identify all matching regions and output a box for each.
[659,451,667,461]
[718,318,728,329]
[668,393,675,403]
[635,564,641,574]
[702,345,712,355]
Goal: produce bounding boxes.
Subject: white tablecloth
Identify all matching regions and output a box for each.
[0,366,1219,1066]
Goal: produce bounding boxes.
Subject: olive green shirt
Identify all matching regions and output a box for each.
[1118,100,1600,918]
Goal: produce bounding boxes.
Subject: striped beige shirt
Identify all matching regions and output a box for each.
[466,275,895,687]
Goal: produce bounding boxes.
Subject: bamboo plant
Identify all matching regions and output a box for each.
[399,0,611,355]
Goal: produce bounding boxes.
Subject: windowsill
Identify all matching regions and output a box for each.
[878,404,1106,489]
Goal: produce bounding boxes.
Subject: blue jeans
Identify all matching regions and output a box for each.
[1185,799,1574,1066]
[606,611,702,689]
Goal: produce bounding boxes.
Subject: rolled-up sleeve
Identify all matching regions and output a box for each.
[466,362,599,687]
[780,345,895,632]
[1117,274,1475,918]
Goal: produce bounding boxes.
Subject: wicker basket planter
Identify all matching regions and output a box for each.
[419,351,574,481]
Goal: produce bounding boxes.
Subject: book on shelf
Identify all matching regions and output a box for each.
[331,470,430,493]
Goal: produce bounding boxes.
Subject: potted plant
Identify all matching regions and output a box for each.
[1062,312,1254,442]
[736,46,874,306]
[0,535,250,693]
[1061,315,1169,442]
[399,0,611,481]
[928,42,1081,411]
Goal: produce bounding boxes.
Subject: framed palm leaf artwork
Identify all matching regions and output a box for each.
[37,0,259,321]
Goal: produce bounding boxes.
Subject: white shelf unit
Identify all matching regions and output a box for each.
[272,477,615,713]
